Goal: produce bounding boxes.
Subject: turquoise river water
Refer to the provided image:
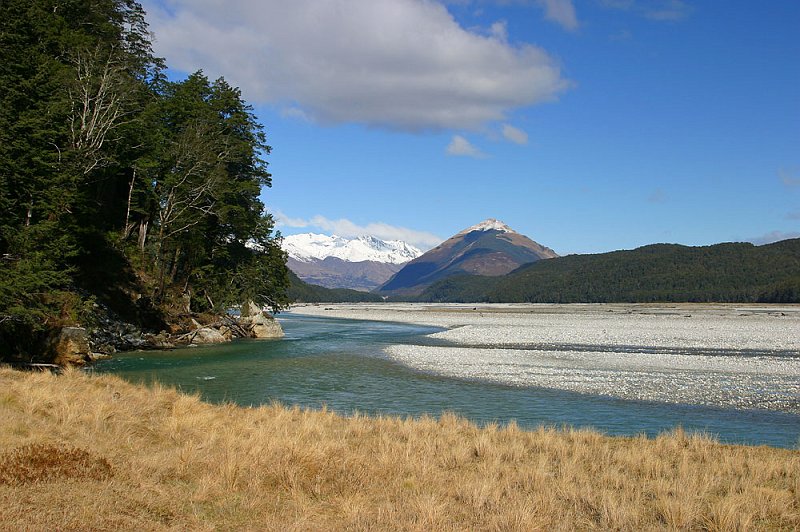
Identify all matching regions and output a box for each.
[96,314,800,448]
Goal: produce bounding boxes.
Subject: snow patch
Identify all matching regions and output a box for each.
[283,233,423,264]
[458,218,517,235]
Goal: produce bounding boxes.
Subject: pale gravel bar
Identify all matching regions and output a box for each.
[288,303,800,413]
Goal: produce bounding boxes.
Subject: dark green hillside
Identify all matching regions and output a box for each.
[418,239,800,303]
[288,272,383,303]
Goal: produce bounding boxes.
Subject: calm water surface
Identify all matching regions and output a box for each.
[96,314,800,448]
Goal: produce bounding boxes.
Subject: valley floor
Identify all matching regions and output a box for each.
[1,367,799,530]
[292,303,800,414]
[289,303,800,414]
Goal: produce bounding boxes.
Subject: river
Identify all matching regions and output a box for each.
[96,313,800,448]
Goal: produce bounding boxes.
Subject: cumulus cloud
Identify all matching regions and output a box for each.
[749,230,800,246]
[502,124,529,145]
[144,0,569,131]
[446,135,487,158]
[274,211,443,249]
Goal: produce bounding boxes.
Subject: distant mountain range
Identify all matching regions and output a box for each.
[282,233,422,291]
[283,220,800,305]
[378,219,557,296]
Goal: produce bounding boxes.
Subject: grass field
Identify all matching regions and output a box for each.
[1,366,798,530]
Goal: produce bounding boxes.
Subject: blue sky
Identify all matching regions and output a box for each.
[143,0,799,254]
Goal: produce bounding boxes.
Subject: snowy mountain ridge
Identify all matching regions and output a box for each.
[282,233,423,264]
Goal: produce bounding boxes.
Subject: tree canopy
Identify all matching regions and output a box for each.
[1,0,289,358]
[416,239,800,304]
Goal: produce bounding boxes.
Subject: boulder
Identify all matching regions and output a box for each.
[190,327,228,344]
[49,327,92,366]
[143,331,175,349]
[250,314,284,339]
[239,301,283,339]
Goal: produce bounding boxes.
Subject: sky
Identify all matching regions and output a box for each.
[142,0,800,254]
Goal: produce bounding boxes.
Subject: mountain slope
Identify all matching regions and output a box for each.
[283,234,422,291]
[286,271,384,303]
[379,219,557,296]
[418,239,800,303]
[287,256,404,291]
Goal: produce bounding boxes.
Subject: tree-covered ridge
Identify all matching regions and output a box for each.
[287,271,384,303]
[418,239,800,303]
[1,0,289,358]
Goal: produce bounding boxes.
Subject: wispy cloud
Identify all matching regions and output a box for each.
[273,211,443,249]
[600,0,691,21]
[779,167,800,187]
[146,0,570,131]
[536,0,579,31]
[786,211,800,220]
[446,135,487,158]
[502,124,529,145]
[445,0,578,31]
[749,230,800,246]
[645,0,691,20]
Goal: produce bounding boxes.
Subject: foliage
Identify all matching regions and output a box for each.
[417,240,800,303]
[0,0,288,359]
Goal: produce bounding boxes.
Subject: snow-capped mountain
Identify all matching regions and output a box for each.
[282,233,424,292]
[379,218,557,296]
[282,233,422,264]
[456,218,517,235]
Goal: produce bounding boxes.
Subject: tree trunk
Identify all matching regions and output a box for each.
[122,168,136,238]
[137,219,148,251]
[169,244,181,283]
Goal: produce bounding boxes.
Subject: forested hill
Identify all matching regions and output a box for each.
[287,272,384,303]
[1,0,289,359]
[417,239,800,304]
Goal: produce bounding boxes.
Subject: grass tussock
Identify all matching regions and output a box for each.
[0,367,798,530]
[0,443,112,485]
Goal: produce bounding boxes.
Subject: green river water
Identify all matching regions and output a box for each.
[96,314,800,448]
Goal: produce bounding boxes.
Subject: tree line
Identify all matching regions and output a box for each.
[1,0,289,357]
[416,240,800,304]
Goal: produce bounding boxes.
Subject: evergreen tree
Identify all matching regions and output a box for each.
[1,0,289,359]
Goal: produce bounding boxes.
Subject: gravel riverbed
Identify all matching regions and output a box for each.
[288,303,800,413]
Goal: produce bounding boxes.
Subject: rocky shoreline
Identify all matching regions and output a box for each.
[42,301,284,367]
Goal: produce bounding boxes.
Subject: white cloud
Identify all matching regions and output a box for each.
[536,0,578,31]
[446,135,487,158]
[144,0,569,131]
[502,123,529,145]
[489,20,508,41]
[274,211,443,249]
[749,230,800,246]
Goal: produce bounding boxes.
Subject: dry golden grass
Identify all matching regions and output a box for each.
[0,366,798,531]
